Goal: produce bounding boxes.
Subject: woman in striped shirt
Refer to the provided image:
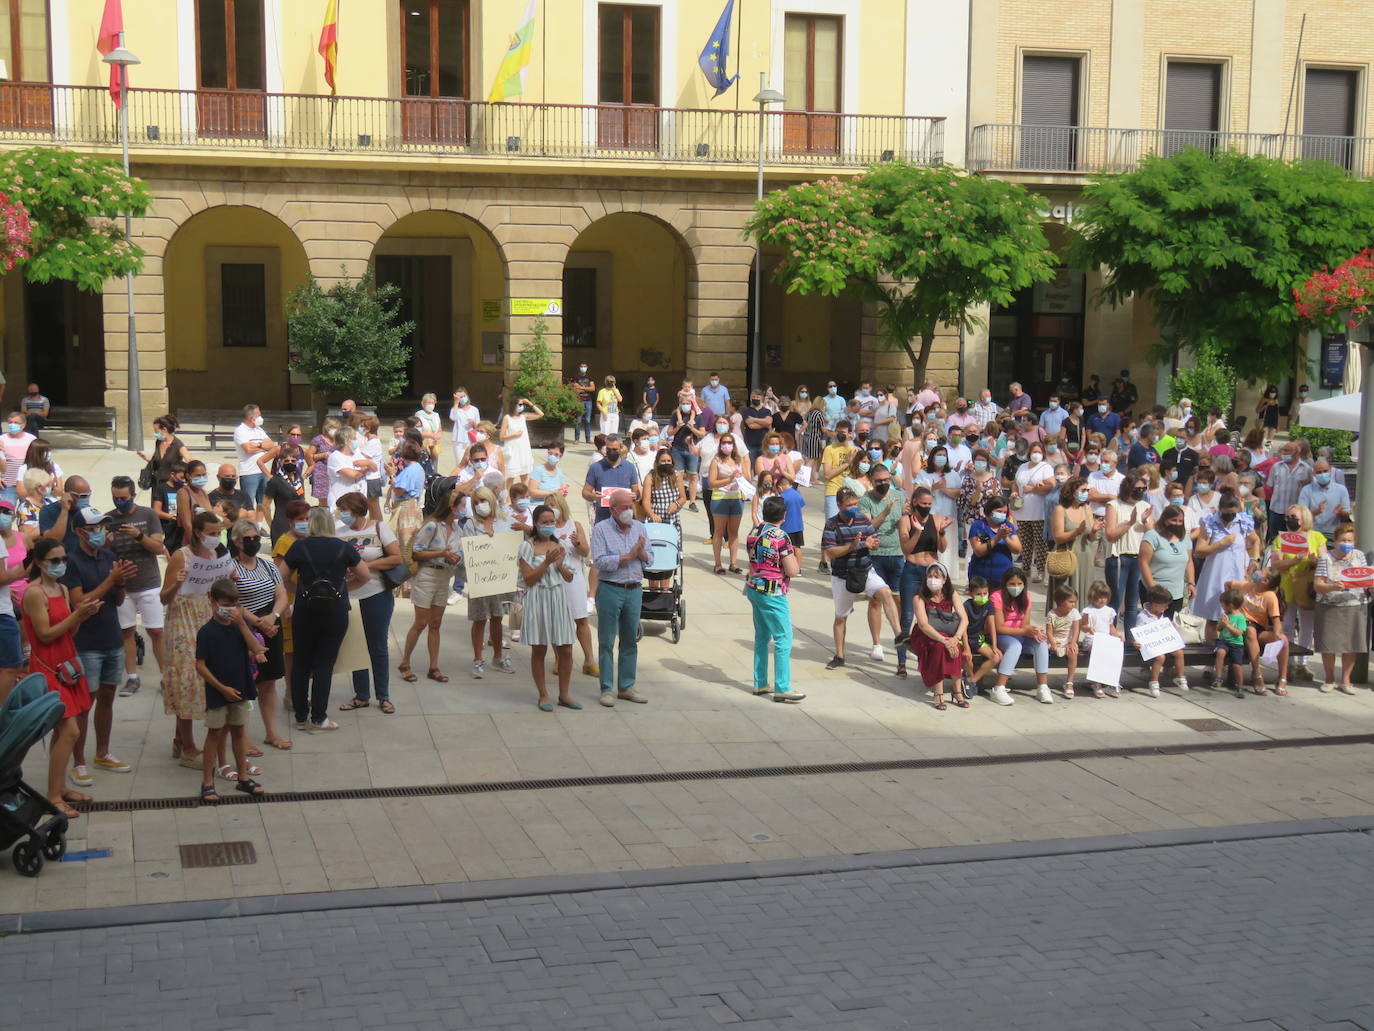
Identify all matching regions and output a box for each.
[230,518,289,752]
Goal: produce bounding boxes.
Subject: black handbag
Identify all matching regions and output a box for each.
[843,562,871,595]
[137,456,156,492]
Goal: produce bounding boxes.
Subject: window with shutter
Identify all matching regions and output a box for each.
[1302,69,1359,169]
[1164,62,1222,156]
[1020,56,1080,170]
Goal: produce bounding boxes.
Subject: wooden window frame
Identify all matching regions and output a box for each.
[0,0,51,83]
[782,13,842,156]
[194,0,266,93]
[399,0,470,100]
[786,13,842,114]
[596,4,660,151]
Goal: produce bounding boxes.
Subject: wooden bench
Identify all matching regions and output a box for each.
[175,409,316,452]
[1037,642,1349,679]
[46,406,118,448]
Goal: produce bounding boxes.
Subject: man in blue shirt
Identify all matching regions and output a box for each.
[40,474,92,552]
[582,434,640,522]
[699,373,730,418]
[1038,394,1069,436]
[1298,459,1353,535]
[1127,422,1161,470]
[590,491,651,705]
[1085,397,1121,439]
[821,379,847,430]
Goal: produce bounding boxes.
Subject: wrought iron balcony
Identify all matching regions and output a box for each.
[970,123,1374,178]
[0,83,944,170]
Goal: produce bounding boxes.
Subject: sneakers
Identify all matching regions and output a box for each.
[1035,685,1054,705]
[870,644,884,662]
[1338,683,1358,695]
[598,691,615,707]
[617,688,647,704]
[773,691,806,703]
[1111,685,1122,698]
[962,676,978,700]
[69,764,93,788]
[1320,682,1336,693]
[495,655,515,674]
[754,686,773,696]
[92,755,132,774]
[989,685,1014,706]
[1147,682,1161,698]
[310,719,339,731]
[118,674,141,697]
[818,560,830,574]
[446,593,460,606]
[472,659,487,679]
[825,655,845,670]
[1173,677,1190,693]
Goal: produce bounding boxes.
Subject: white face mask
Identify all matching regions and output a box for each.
[474,501,491,517]
[925,577,945,592]
[216,605,237,619]
[253,415,264,428]
[615,508,634,526]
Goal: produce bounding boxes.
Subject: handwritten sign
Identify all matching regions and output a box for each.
[459,532,522,599]
[1085,633,1124,687]
[1130,618,1185,661]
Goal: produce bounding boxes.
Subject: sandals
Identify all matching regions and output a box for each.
[62,790,93,804]
[714,567,727,576]
[952,694,970,709]
[1275,680,1288,696]
[246,745,264,758]
[1063,682,1076,699]
[933,696,948,711]
[397,663,419,683]
[338,698,370,711]
[728,566,743,575]
[537,701,555,712]
[216,764,262,782]
[54,800,81,819]
[895,665,908,679]
[199,784,221,805]
[264,737,293,750]
[1252,682,1270,696]
[379,700,395,714]
[427,668,449,683]
[234,779,265,796]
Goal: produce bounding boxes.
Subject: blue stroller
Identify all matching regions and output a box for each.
[638,521,685,644]
[0,673,71,876]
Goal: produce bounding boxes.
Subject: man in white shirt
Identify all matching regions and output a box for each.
[944,427,973,472]
[233,403,272,513]
[854,381,880,420]
[1087,450,1126,518]
[449,387,480,449]
[968,389,1000,428]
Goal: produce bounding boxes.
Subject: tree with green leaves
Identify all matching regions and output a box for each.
[745,162,1058,384]
[511,317,582,423]
[0,146,150,292]
[286,266,414,404]
[1070,148,1374,385]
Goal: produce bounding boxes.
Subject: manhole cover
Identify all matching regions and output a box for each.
[1176,718,1241,733]
[179,841,258,869]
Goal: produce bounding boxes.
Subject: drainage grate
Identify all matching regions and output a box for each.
[179,841,258,869]
[1176,718,1242,733]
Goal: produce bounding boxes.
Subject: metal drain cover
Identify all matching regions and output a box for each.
[1176,718,1241,733]
[179,841,258,869]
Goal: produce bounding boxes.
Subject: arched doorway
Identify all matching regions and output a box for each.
[371,210,507,408]
[164,206,310,410]
[563,213,690,404]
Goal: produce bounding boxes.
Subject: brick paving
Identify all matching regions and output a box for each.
[4,830,1372,1029]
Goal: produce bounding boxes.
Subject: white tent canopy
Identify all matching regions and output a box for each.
[1295,392,1363,432]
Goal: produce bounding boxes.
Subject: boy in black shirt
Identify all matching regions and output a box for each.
[195,579,267,802]
[961,576,1002,696]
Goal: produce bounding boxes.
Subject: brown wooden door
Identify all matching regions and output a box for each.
[401,0,470,145]
[597,4,658,150]
[782,14,841,155]
[195,0,267,139]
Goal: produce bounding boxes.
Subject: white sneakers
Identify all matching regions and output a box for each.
[989,685,1014,706]
[1147,682,1161,698]
[1338,684,1358,696]
[1320,682,1335,693]
[1173,677,1190,692]
[495,656,515,674]
[472,659,486,679]
[870,644,884,662]
[1035,685,1053,705]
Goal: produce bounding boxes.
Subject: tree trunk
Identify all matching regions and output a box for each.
[901,326,939,387]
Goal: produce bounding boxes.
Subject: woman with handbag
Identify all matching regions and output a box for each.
[707,432,751,575]
[909,563,969,709]
[137,414,191,496]
[1048,477,1098,609]
[1314,523,1371,695]
[398,487,461,683]
[547,493,598,677]
[333,493,402,714]
[1267,504,1323,679]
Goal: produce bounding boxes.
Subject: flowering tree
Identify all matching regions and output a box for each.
[745,162,1057,385]
[0,146,150,292]
[1294,249,1374,332]
[0,189,31,271]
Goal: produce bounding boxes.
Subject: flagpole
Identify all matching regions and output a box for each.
[118,32,142,453]
[733,0,743,110]
[325,0,338,150]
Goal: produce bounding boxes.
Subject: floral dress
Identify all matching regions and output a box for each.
[958,472,1002,526]
[162,546,235,719]
[309,434,335,501]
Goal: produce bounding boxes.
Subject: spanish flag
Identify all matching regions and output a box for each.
[487,0,537,102]
[318,0,339,95]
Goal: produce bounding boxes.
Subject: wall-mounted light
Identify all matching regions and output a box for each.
[695,142,709,157]
[145,124,160,140]
[357,133,372,146]
[506,135,521,152]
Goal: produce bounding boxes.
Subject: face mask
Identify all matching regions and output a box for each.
[869,448,883,461]
[933,455,948,469]
[1316,473,1332,486]
[973,460,988,473]
[6,422,22,436]
[46,560,67,579]
[1006,584,1024,598]
[1165,521,1184,533]
[839,507,858,521]
[1102,464,1115,475]
[546,453,561,466]
[1098,405,1108,414]
[1336,542,1355,555]
[472,459,488,471]
[536,524,557,538]
[154,430,165,442]
[1076,490,1090,504]
[715,423,729,434]
[681,403,692,413]
[516,497,534,511]
[838,434,850,444]
[990,511,1007,525]
[456,396,468,405]
[615,508,634,526]
[240,537,262,557]
[216,606,237,619]
[287,434,302,444]
[293,521,310,536]
[201,533,221,549]
[113,497,134,512]
[858,461,871,474]
[798,391,809,400]
[0,514,10,531]
[720,443,735,455]
[1238,485,1252,497]
[873,482,891,496]
[648,436,660,446]
[1168,497,1184,507]
[827,386,837,395]
[1029,453,1043,464]
[422,404,435,414]
[709,379,720,387]
[86,530,107,548]
[1220,511,1237,524]
[475,432,488,443]
[973,595,989,605]
[1085,455,1099,465]
[219,478,236,492]
[254,415,264,428]
[516,404,526,414]
[338,511,356,528]
[657,463,674,475]
[191,475,209,489]
[1047,445,1059,454]
[282,461,299,475]
[1195,482,1211,493]
[926,577,945,591]
[1049,401,1059,410]
[579,367,588,375]
[1285,515,1301,531]
[768,444,781,455]
[1167,469,1178,482]
[474,501,492,517]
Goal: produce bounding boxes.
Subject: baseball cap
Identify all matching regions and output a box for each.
[73,507,111,528]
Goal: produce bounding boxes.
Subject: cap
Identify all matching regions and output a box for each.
[73,506,110,528]
[0,498,14,512]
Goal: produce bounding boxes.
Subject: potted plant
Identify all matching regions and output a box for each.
[511,316,582,448]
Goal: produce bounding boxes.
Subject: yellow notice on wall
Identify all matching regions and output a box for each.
[510,298,562,317]
[481,300,503,321]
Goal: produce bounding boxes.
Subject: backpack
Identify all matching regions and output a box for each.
[298,545,343,616]
[422,475,458,517]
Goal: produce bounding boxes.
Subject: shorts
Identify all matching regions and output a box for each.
[77,646,125,688]
[469,591,515,622]
[204,699,251,729]
[1215,640,1247,666]
[410,565,455,608]
[830,569,888,618]
[0,614,21,667]
[787,530,805,548]
[366,478,383,499]
[970,633,991,652]
[116,586,166,630]
[671,447,700,476]
[711,498,744,518]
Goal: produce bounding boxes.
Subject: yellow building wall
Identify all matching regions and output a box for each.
[1282,2,1374,139]
[992,0,1115,128]
[1140,0,1253,132]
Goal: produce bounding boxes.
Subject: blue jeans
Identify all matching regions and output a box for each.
[1106,554,1142,631]
[748,590,793,692]
[240,472,266,506]
[997,633,1050,677]
[870,553,905,656]
[595,582,642,693]
[351,591,394,702]
[896,561,928,666]
[576,399,595,442]
[671,446,700,476]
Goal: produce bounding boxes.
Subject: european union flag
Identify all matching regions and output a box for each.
[698,0,739,99]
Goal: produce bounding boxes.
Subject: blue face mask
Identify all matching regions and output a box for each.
[113,497,134,512]
[536,524,557,538]
[191,475,209,489]
[990,511,1008,525]
[293,521,310,536]
[46,561,67,579]
[1316,473,1332,487]
[86,530,107,548]
[5,423,20,435]
[768,444,781,455]
[517,498,534,510]
[338,511,356,528]
[1076,490,1090,504]
[1336,541,1355,555]
[973,460,988,473]
[546,453,561,466]
[840,507,858,520]
[0,514,10,531]
[648,436,660,446]
[154,431,165,442]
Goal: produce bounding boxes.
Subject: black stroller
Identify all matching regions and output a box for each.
[0,673,71,876]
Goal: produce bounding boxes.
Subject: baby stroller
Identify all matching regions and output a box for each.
[0,673,70,876]
[638,521,685,644]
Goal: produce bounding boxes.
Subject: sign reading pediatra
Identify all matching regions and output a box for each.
[1130,619,1185,662]
[460,532,522,598]
[510,298,562,317]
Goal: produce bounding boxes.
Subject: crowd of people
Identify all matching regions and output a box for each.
[0,369,1368,816]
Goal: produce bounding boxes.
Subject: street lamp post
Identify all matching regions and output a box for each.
[751,74,785,394]
[102,37,142,452]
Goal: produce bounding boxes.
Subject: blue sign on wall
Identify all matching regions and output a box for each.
[1321,335,1348,389]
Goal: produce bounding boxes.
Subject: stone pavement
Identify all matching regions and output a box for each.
[5,828,1374,1029]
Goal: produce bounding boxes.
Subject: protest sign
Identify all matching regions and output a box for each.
[1085,634,1124,687]
[461,532,522,599]
[1130,619,1184,662]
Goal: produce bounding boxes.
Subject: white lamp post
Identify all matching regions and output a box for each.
[102,39,143,452]
[751,74,785,393]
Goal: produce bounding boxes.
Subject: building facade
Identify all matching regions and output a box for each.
[0,0,966,427]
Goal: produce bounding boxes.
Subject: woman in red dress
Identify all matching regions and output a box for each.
[21,537,101,818]
[909,563,970,710]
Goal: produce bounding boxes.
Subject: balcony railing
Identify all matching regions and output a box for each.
[0,83,944,169]
[970,123,1374,178]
